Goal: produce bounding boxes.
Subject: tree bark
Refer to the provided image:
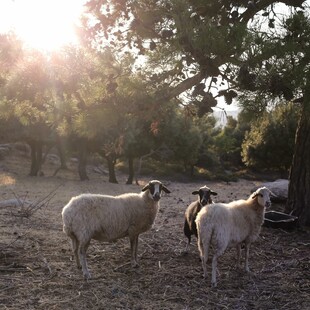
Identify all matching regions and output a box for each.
[126,156,134,184]
[53,138,68,176]
[286,80,310,227]
[135,149,157,185]
[28,140,43,176]
[56,136,68,169]
[107,156,118,183]
[162,72,204,101]
[78,141,89,181]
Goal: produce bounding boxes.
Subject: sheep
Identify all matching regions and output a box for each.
[183,186,217,252]
[195,187,272,287]
[62,180,171,279]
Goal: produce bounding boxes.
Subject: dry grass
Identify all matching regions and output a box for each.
[0,151,309,309]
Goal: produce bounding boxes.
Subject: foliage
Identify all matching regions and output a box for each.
[214,115,249,167]
[153,103,201,169]
[82,0,306,113]
[192,114,219,169]
[241,102,301,172]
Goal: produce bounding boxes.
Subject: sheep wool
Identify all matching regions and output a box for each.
[62,180,171,279]
[195,186,272,287]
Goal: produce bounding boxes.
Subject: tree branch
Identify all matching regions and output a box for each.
[157,72,204,101]
[240,0,305,23]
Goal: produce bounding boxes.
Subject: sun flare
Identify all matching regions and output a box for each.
[0,0,86,51]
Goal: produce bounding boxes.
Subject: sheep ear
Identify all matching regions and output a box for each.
[270,191,277,198]
[211,191,218,196]
[252,192,258,199]
[142,184,149,192]
[192,190,199,195]
[268,189,276,197]
[162,186,171,194]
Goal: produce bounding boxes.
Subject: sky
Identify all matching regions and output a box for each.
[0,0,87,51]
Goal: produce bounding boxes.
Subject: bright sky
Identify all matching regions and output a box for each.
[0,0,87,51]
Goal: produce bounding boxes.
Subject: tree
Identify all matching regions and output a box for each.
[214,116,245,167]
[236,11,310,226]
[82,0,310,226]
[0,39,103,178]
[287,73,310,225]
[154,102,202,175]
[241,102,300,173]
[82,0,304,104]
[0,43,57,176]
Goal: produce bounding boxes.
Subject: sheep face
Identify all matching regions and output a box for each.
[192,186,217,206]
[142,180,171,202]
[252,187,272,208]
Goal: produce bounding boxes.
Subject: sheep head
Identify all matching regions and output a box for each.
[192,186,217,206]
[142,180,171,202]
[252,187,273,208]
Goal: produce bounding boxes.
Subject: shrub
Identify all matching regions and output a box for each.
[241,102,300,172]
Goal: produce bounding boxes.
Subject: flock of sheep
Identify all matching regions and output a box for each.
[62,180,273,287]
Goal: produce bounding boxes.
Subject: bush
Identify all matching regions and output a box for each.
[241,102,300,172]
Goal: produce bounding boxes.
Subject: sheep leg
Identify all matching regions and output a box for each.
[212,246,225,287]
[185,237,191,253]
[79,241,91,279]
[183,220,191,252]
[211,255,218,287]
[201,250,208,279]
[236,244,242,269]
[70,234,81,269]
[197,236,208,279]
[130,235,139,268]
[244,243,251,272]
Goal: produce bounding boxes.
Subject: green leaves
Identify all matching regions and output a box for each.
[241,103,301,171]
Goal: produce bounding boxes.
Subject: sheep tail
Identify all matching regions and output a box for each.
[62,213,73,236]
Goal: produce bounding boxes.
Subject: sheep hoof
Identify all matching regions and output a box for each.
[83,272,91,280]
[211,281,217,288]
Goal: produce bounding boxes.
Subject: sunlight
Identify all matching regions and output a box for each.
[0,174,16,186]
[0,0,87,51]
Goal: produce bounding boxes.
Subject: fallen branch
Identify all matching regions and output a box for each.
[8,183,64,218]
[0,199,32,209]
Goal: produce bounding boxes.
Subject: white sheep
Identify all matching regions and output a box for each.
[62,180,171,279]
[195,187,272,287]
[183,186,217,252]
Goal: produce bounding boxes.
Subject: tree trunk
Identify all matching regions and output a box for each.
[286,82,310,227]
[28,140,43,176]
[190,164,195,177]
[107,156,118,184]
[126,156,134,184]
[135,149,157,185]
[78,141,89,181]
[56,136,68,169]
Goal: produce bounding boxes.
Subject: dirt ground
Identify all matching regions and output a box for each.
[0,148,309,309]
